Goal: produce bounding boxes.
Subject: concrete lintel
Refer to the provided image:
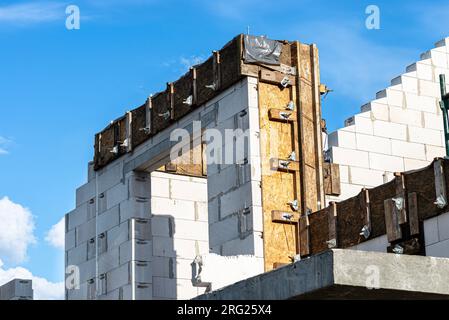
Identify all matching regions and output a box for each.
[194,249,449,300]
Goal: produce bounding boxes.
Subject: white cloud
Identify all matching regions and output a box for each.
[45,217,65,250]
[0,2,65,25]
[0,136,11,155]
[0,197,37,264]
[179,55,205,70]
[0,259,64,300]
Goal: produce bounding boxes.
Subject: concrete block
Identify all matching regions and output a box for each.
[119,239,152,265]
[133,261,152,284]
[328,130,356,149]
[67,282,88,300]
[209,215,239,247]
[67,204,88,231]
[407,61,433,81]
[349,167,384,186]
[128,172,150,199]
[221,232,263,257]
[149,176,170,198]
[175,258,196,280]
[393,75,418,94]
[423,112,443,131]
[151,197,195,221]
[391,140,426,160]
[151,215,172,237]
[97,205,120,235]
[426,145,445,161]
[122,283,153,300]
[438,212,449,242]
[339,183,364,199]
[426,238,449,258]
[65,229,76,251]
[329,147,369,168]
[194,201,208,222]
[170,179,208,202]
[153,277,176,299]
[76,180,95,207]
[344,114,373,135]
[378,88,404,107]
[97,162,123,194]
[430,49,448,68]
[98,247,120,275]
[404,158,429,171]
[132,218,151,240]
[355,133,391,155]
[107,221,129,249]
[78,258,96,284]
[107,263,130,292]
[173,219,208,241]
[207,165,239,199]
[208,197,220,224]
[406,94,438,114]
[76,219,96,246]
[419,79,440,98]
[67,243,87,266]
[389,106,423,127]
[87,237,96,260]
[339,165,349,184]
[424,216,439,246]
[361,101,389,121]
[174,239,209,259]
[152,236,176,257]
[373,120,407,141]
[106,182,128,210]
[350,234,388,252]
[152,256,173,278]
[119,197,150,222]
[368,152,404,172]
[408,126,442,146]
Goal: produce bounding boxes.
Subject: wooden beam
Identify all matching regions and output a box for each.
[327,202,338,248]
[299,212,310,256]
[270,158,300,172]
[268,109,297,122]
[191,67,198,106]
[213,51,221,91]
[259,69,296,87]
[168,82,175,120]
[359,188,371,239]
[384,198,403,242]
[394,173,407,225]
[271,210,299,224]
[434,158,447,208]
[408,192,420,236]
[324,163,341,196]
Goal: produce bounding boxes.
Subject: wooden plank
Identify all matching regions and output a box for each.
[327,202,338,248]
[268,109,297,122]
[168,82,175,120]
[359,188,371,239]
[324,163,341,195]
[259,69,296,87]
[299,213,310,256]
[213,51,221,91]
[434,159,447,209]
[270,158,300,172]
[394,173,407,225]
[271,210,299,224]
[384,198,402,242]
[408,192,420,236]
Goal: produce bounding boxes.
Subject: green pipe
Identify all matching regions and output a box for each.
[439,74,449,158]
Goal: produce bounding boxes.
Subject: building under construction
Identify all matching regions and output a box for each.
[65,34,449,300]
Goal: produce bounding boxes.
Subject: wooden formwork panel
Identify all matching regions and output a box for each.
[368,181,395,238]
[195,57,215,107]
[219,35,242,90]
[308,208,329,253]
[151,90,171,135]
[130,104,147,149]
[258,82,298,271]
[173,70,194,120]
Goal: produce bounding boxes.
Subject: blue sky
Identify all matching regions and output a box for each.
[0,0,448,297]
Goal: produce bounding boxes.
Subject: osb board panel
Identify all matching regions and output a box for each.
[118,117,127,148]
[258,82,298,271]
[220,35,242,90]
[173,71,194,120]
[97,124,117,168]
[279,42,292,66]
[299,82,314,120]
[305,165,318,212]
[336,195,365,248]
[299,44,312,82]
[405,164,440,220]
[131,104,147,149]
[151,90,171,135]
[308,208,329,253]
[368,181,395,238]
[196,57,215,107]
[302,118,316,167]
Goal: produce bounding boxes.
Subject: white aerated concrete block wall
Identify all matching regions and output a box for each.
[206,77,264,270]
[327,37,449,204]
[424,211,449,258]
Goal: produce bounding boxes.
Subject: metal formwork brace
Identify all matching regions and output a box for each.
[439,75,449,157]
